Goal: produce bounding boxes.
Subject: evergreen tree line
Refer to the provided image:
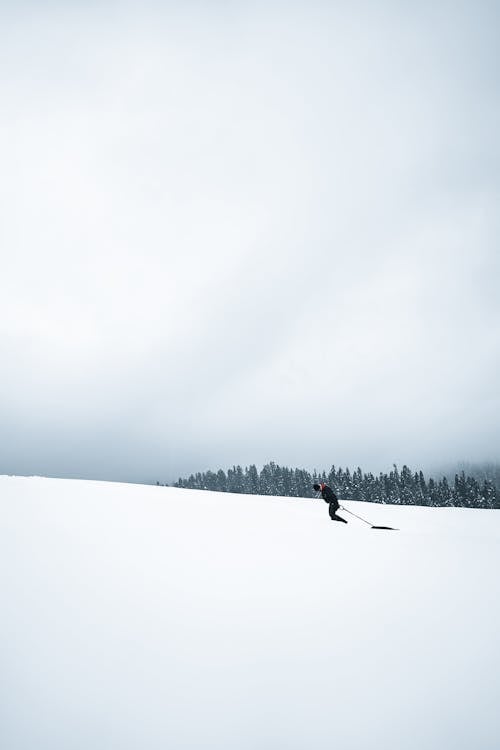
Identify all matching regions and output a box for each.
[173,462,499,509]
[450,462,500,492]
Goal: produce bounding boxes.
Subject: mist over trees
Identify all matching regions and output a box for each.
[447,461,500,491]
[172,462,499,509]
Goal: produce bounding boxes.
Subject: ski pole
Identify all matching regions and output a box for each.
[339,504,372,526]
[339,504,398,531]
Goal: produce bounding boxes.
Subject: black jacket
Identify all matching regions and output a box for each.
[319,483,339,510]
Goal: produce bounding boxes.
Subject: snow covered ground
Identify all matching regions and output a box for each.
[1,476,499,750]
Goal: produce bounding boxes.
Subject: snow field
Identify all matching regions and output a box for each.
[1,476,499,749]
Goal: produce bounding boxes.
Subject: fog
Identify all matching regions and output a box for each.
[1,1,499,482]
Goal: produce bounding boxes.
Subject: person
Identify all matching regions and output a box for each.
[313,482,347,523]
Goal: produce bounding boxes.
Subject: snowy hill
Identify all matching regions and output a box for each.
[1,476,499,750]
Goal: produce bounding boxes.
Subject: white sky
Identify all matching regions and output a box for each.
[1,1,499,482]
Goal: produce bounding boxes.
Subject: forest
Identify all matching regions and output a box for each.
[172,462,499,509]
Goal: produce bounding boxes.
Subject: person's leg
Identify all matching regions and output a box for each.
[329,503,347,523]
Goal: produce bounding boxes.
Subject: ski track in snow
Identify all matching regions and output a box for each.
[1,476,499,750]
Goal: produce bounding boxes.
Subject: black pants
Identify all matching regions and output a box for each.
[328,501,340,520]
[329,502,347,522]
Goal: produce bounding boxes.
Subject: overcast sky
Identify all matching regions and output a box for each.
[1,1,499,483]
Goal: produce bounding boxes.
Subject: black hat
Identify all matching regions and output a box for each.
[313,483,321,491]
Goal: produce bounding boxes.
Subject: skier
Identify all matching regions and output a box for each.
[313,482,347,523]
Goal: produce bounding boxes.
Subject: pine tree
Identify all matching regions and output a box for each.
[247,465,260,495]
[216,469,227,493]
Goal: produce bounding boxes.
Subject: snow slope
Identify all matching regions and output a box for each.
[1,476,499,750]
